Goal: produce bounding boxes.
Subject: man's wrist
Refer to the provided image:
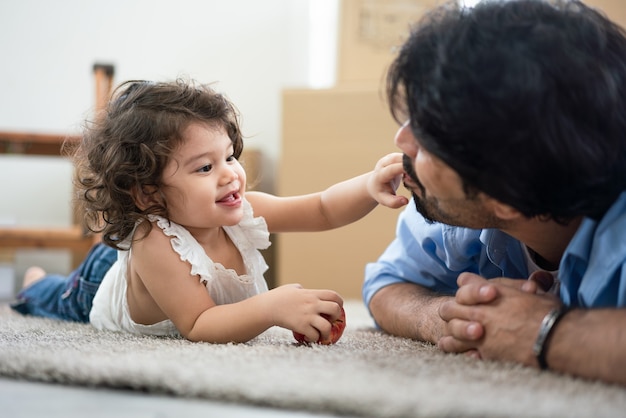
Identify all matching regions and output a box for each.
[533,305,570,370]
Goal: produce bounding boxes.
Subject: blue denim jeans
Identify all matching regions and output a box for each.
[11,243,118,322]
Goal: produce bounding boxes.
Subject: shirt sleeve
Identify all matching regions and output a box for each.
[362,203,484,307]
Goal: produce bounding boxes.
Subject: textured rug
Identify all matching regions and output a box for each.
[0,300,624,417]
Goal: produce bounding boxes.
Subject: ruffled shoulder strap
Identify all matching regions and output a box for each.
[148,215,219,283]
[222,198,271,281]
[147,198,270,286]
[226,198,271,251]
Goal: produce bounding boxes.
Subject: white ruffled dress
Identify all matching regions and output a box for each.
[89,198,270,336]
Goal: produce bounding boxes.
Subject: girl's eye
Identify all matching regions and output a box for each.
[198,164,212,173]
[226,154,236,162]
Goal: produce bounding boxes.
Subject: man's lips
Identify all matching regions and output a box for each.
[402,173,425,198]
[402,173,417,188]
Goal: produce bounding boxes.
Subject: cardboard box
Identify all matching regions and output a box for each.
[277,86,408,298]
[337,0,442,84]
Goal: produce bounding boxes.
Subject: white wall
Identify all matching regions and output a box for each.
[0,0,336,169]
[0,0,338,292]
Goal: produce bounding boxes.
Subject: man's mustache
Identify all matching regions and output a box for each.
[402,154,414,175]
[401,153,426,196]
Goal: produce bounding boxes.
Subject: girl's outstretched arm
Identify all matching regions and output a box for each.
[247,152,407,233]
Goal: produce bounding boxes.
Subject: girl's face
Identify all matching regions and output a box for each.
[160,122,246,234]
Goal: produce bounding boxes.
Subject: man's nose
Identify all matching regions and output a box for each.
[394,121,418,157]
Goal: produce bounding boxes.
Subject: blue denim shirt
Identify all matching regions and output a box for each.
[363,192,626,309]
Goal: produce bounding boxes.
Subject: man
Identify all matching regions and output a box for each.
[364,0,626,385]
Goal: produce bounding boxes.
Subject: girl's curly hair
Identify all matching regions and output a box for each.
[70,79,244,250]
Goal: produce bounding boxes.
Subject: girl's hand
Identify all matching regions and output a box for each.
[264,284,344,343]
[367,152,409,209]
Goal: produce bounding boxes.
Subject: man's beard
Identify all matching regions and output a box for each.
[401,153,474,227]
[402,154,439,224]
[401,154,504,230]
[410,191,439,224]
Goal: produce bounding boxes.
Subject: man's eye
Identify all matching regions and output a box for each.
[198,164,212,173]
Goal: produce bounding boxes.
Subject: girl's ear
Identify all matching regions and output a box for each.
[132,185,161,211]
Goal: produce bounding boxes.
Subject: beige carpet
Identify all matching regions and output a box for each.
[0,300,624,417]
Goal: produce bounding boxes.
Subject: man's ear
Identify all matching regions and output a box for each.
[132,185,161,211]
[483,195,522,221]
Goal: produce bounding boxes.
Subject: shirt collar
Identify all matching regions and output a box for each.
[480,228,527,275]
[563,191,626,268]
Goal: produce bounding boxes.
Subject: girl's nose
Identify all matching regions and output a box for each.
[219,165,239,185]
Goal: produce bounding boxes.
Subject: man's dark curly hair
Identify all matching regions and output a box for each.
[72,79,244,249]
[387,0,626,222]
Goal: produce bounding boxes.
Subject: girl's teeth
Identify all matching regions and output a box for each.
[219,193,236,203]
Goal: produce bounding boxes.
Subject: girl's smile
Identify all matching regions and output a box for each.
[216,191,243,207]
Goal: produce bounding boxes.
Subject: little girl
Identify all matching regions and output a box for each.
[12,79,407,344]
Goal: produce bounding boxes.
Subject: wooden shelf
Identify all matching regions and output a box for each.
[0,131,80,156]
[0,64,114,268]
[0,226,95,252]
